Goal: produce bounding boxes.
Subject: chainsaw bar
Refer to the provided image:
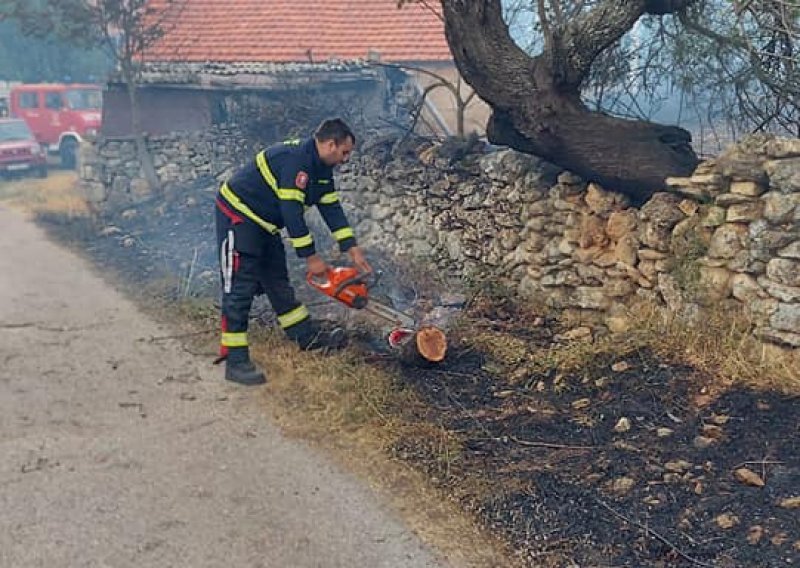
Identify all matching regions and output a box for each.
[363,298,417,328]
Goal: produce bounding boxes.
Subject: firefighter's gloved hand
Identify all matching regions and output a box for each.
[348,246,372,274]
[306,253,329,277]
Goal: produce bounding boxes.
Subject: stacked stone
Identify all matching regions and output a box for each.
[340,136,800,347]
[667,136,800,347]
[341,146,681,330]
[78,125,252,210]
[338,148,553,285]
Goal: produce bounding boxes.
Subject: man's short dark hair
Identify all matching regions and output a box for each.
[314,118,355,145]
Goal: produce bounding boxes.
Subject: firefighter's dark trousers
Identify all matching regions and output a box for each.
[215,203,313,363]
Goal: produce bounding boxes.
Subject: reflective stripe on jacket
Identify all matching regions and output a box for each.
[218,137,356,258]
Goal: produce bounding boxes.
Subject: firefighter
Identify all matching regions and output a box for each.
[215,118,372,385]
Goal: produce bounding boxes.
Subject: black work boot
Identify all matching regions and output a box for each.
[224,348,266,386]
[288,321,348,352]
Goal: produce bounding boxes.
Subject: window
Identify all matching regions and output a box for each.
[65,89,101,110]
[18,92,38,108]
[0,120,34,142]
[45,92,64,110]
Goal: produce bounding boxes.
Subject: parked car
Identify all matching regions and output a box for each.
[0,118,48,179]
[9,83,102,169]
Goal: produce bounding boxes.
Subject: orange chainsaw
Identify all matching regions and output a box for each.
[306,267,417,329]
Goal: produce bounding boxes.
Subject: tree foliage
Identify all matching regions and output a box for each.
[3,0,183,82]
[0,19,110,83]
[676,0,799,137]
[4,0,186,191]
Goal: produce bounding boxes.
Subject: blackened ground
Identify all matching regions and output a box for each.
[373,318,800,567]
[41,179,800,568]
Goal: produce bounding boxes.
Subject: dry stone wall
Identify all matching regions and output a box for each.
[79,130,800,348]
[78,126,254,211]
[664,136,800,347]
[336,135,800,348]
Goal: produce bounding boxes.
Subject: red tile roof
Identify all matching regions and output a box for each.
[146,0,452,64]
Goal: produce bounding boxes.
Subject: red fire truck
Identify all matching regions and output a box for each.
[9,83,102,169]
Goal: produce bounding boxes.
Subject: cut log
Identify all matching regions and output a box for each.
[398,325,447,366]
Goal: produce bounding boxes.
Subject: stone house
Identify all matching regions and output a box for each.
[102,0,489,138]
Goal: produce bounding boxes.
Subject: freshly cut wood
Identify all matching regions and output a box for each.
[398,325,447,366]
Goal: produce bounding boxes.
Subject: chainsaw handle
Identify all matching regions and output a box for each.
[339,269,384,292]
[306,268,332,288]
[305,267,381,295]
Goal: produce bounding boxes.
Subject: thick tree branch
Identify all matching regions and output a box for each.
[440,0,539,110]
[438,0,698,198]
[558,0,696,89]
[537,0,553,53]
[551,0,565,28]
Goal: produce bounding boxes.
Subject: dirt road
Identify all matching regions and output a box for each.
[0,205,443,568]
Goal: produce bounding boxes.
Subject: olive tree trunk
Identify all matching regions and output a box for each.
[440,0,699,201]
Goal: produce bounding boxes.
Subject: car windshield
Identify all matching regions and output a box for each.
[65,89,101,110]
[0,121,33,142]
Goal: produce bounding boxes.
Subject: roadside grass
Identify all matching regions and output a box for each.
[630,300,800,394]
[247,332,519,567]
[479,298,800,396]
[0,170,89,217]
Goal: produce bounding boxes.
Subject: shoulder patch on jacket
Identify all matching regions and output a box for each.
[295,171,309,189]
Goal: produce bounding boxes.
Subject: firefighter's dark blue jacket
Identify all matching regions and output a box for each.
[217,137,356,258]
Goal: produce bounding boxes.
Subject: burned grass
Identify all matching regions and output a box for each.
[371,307,800,567]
